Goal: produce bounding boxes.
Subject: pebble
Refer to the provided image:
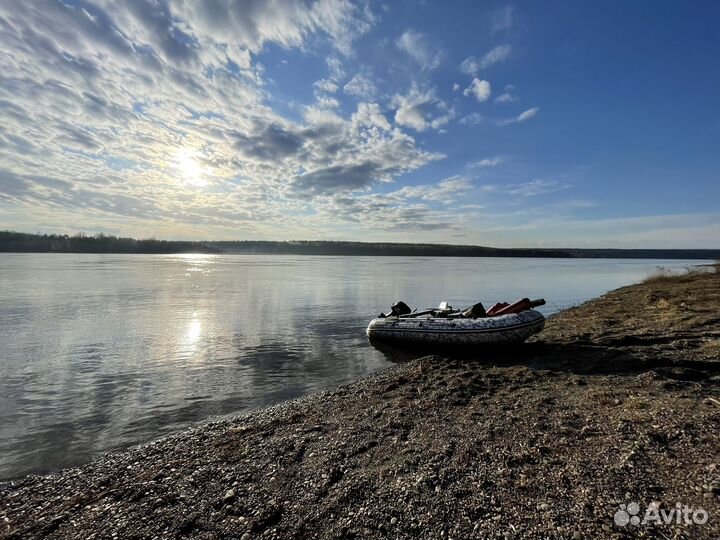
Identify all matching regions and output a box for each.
[223,489,236,503]
[390,517,398,525]
[539,503,550,511]
[573,532,583,540]
[241,534,250,540]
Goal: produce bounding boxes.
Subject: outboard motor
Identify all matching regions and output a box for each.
[379,301,412,318]
[461,302,487,318]
[391,301,412,317]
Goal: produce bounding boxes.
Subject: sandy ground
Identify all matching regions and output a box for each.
[1,266,719,539]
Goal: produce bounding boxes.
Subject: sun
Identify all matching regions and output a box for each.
[174,148,208,187]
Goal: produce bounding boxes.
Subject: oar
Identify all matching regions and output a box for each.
[491,298,546,317]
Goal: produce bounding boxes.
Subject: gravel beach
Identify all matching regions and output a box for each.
[2,266,719,540]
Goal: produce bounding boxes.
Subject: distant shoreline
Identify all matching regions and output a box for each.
[1,231,719,259]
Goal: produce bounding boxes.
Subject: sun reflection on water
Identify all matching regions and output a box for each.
[180,311,204,360]
[186,316,202,344]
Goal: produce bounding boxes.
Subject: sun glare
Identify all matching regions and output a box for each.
[174,148,208,187]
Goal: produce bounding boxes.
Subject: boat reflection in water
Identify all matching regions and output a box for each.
[367,334,543,364]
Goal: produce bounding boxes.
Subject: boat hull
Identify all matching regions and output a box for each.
[366,309,545,345]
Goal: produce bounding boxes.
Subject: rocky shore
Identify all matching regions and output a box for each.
[2,266,719,540]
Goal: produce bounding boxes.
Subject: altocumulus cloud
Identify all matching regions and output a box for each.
[392,84,455,132]
[0,0,465,238]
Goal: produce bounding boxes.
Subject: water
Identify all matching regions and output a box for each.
[0,254,706,479]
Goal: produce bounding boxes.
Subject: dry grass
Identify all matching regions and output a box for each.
[642,263,716,284]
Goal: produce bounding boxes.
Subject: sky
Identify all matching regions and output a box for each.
[0,1,719,247]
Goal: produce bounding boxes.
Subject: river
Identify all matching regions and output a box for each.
[0,254,706,479]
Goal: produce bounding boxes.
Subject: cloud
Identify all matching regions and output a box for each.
[314,79,339,93]
[460,57,480,76]
[490,6,514,34]
[392,84,455,131]
[315,95,340,109]
[343,72,377,99]
[310,175,480,234]
[285,101,443,198]
[326,56,345,79]
[0,1,448,238]
[459,112,484,126]
[392,175,472,204]
[480,44,512,68]
[171,0,377,57]
[463,79,492,102]
[0,168,170,222]
[290,162,377,197]
[517,108,539,121]
[320,194,459,232]
[499,107,540,125]
[508,179,569,197]
[233,123,303,161]
[351,102,392,131]
[120,0,200,64]
[469,157,503,168]
[460,44,511,76]
[6,2,634,245]
[395,29,442,70]
[494,92,516,103]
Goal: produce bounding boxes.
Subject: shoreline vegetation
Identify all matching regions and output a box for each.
[2,230,720,259]
[1,267,719,539]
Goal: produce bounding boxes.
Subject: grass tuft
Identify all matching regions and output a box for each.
[642,265,715,284]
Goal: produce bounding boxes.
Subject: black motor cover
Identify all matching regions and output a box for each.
[390,301,411,317]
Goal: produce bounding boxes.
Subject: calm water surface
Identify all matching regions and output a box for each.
[0,254,707,479]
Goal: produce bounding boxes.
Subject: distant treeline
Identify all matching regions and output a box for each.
[0,231,220,254]
[214,240,720,259]
[1,231,718,259]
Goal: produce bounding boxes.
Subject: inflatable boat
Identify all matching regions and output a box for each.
[366,298,546,346]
